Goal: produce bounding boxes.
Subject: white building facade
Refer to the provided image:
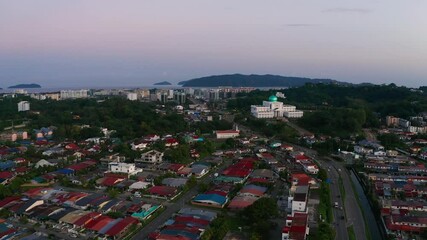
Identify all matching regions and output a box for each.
[251,96,303,119]
[137,150,164,164]
[60,90,89,100]
[108,162,142,175]
[18,101,30,112]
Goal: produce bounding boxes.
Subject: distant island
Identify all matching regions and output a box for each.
[154,81,172,86]
[8,83,42,89]
[178,74,342,87]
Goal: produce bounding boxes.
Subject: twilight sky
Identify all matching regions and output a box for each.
[1,0,426,88]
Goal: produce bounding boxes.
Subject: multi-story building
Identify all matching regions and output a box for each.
[60,90,88,100]
[386,116,400,127]
[136,150,164,164]
[251,95,303,119]
[127,93,138,101]
[174,92,186,105]
[17,101,30,112]
[108,162,142,176]
[288,185,309,215]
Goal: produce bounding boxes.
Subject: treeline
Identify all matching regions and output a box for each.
[1,97,188,140]
[298,108,370,137]
[228,83,427,118]
[228,83,427,136]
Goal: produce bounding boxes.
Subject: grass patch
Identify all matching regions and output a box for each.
[338,176,345,199]
[348,225,356,240]
[318,181,333,223]
[338,176,347,217]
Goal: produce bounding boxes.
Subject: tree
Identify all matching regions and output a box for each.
[241,197,279,222]
[318,168,328,181]
[107,188,120,198]
[317,223,335,240]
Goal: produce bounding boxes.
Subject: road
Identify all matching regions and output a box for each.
[289,143,368,240]
[336,161,368,240]
[323,160,367,240]
[321,160,349,240]
[132,162,231,240]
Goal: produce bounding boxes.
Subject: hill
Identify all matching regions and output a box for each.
[178,74,341,87]
[154,81,172,86]
[8,83,41,88]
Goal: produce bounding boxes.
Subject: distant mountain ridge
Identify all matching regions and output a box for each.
[154,81,172,86]
[8,83,41,88]
[178,74,342,87]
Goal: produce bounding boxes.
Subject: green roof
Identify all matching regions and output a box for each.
[268,95,278,102]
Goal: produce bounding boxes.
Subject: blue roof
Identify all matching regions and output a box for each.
[193,193,227,205]
[54,169,74,175]
[160,230,199,240]
[0,161,16,171]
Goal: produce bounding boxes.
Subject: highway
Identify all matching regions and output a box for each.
[290,143,368,240]
[322,160,349,240]
[322,160,367,240]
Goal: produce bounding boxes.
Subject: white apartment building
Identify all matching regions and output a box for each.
[127,93,138,101]
[288,185,309,215]
[136,150,164,164]
[108,162,142,175]
[251,95,303,119]
[60,90,89,100]
[18,101,30,112]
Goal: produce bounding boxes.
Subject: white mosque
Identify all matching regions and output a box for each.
[250,95,304,119]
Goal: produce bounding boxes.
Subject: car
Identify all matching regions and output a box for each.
[340,216,345,220]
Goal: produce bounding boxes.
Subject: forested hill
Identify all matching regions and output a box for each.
[179,74,341,87]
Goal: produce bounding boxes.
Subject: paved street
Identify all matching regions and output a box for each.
[290,143,368,240]
[333,161,367,240]
[320,160,349,240]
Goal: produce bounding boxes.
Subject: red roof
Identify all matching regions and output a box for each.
[102,177,124,187]
[295,155,310,161]
[149,186,177,197]
[0,171,14,179]
[0,196,21,208]
[164,224,200,234]
[228,197,256,209]
[127,204,142,213]
[168,164,184,172]
[73,212,101,227]
[67,160,96,171]
[105,217,139,237]
[291,173,311,185]
[0,228,17,238]
[149,234,191,240]
[174,216,210,226]
[23,187,51,197]
[86,215,114,231]
[166,138,178,144]
[15,167,29,173]
[222,167,251,178]
[65,143,80,150]
[248,178,269,184]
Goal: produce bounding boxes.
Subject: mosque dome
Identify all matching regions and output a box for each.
[268,95,278,102]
